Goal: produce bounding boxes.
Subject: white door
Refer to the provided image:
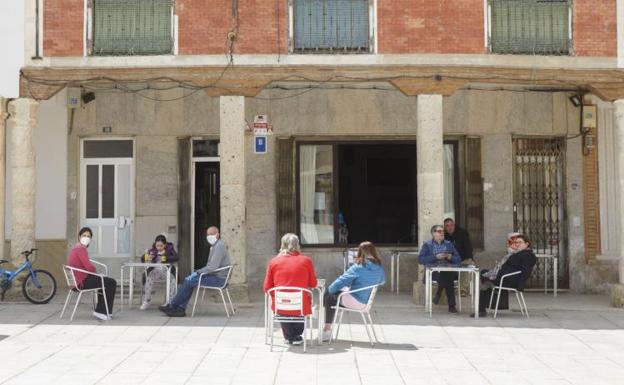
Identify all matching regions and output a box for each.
[80,139,135,259]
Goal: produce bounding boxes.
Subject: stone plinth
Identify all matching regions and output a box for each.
[610,283,624,307]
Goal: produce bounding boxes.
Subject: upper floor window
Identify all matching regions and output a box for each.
[90,0,174,56]
[488,0,571,55]
[291,0,373,53]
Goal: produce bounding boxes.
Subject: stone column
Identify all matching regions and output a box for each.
[8,98,38,265]
[0,98,7,259]
[611,99,624,306]
[219,96,247,295]
[416,94,445,245]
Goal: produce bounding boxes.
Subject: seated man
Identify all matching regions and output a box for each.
[418,225,461,313]
[264,233,317,345]
[472,233,537,317]
[160,226,231,317]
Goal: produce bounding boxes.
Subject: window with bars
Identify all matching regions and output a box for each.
[91,0,174,56]
[293,0,371,53]
[489,0,570,55]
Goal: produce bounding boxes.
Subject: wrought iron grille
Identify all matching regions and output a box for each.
[293,0,370,53]
[489,0,570,55]
[92,0,173,56]
[513,138,567,289]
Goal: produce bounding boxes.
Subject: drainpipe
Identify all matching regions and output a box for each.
[0,98,10,259]
[32,0,42,60]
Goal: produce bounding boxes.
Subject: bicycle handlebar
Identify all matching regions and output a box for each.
[21,249,38,259]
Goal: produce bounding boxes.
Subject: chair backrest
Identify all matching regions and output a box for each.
[222,265,234,288]
[62,265,78,290]
[268,286,313,316]
[364,284,382,312]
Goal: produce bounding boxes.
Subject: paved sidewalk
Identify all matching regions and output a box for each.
[1,292,624,385]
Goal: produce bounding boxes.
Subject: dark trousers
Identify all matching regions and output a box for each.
[433,271,456,307]
[324,291,340,324]
[82,275,117,315]
[280,322,304,340]
[478,270,509,312]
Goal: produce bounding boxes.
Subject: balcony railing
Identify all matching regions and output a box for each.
[91,0,173,56]
[489,0,570,55]
[293,0,371,53]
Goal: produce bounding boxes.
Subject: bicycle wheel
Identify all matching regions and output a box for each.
[22,269,57,304]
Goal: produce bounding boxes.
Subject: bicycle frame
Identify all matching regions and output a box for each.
[2,260,41,288]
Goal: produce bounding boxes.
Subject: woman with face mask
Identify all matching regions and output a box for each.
[66,227,117,320]
[140,234,179,310]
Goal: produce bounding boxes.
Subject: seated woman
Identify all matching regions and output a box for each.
[141,234,179,310]
[473,233,537,317]
[418,224,461,313]
[322,241,385,341]
[66,227,117,321]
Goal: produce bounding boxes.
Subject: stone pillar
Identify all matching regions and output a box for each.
[8,98,38,265]
[416,94,445,245]
[611,99,624,306]
[413,94,444,304]
[219,96,248,296]
[0,98,7,259]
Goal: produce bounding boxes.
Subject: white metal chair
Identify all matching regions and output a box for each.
[60,262,110,321]
[266,286,314,352]
[431,275,466,311]
[488,270,530,318]
[191,265,235,317]
[329,283,383,347]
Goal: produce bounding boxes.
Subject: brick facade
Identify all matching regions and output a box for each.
[43,0,84,57]
[40,0,618,57]
[573,0,617,57]
[377,0,486,54]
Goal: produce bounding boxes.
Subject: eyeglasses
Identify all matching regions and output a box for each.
[513,240,526,245]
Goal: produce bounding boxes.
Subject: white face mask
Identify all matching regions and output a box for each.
[207,235,217,245]
[80,236,91,247]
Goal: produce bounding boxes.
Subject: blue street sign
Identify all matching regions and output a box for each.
[254,135,267,154]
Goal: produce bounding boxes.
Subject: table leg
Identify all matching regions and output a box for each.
[396,253,400,294]
[165,266,171,305]
[473,270,480,320]
[318,288,324,345]
[544,258,548,295]
[129,266,134,309]
[553,257,558,298]
[120,267,124,311]
[390,253,395,293]
[427,269,432,317]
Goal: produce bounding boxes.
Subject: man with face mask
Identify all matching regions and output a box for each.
[161,226,231,317]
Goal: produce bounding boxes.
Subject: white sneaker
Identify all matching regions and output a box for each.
[322,330,332,342]
[93,311,111,321]
[139,302,150,310]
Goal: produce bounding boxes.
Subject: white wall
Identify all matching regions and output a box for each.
[5,89,68,239]
[0,2,24,98]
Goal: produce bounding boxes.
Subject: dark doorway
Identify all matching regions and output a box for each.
[338,144,416,245]
[194,162,220,270]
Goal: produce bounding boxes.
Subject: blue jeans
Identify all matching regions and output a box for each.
[169,273,226,310]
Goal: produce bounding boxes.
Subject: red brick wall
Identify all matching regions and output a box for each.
[43,0,84,56]
[377,0,485,54]
[573,0,616,57]
[177,0,288,55]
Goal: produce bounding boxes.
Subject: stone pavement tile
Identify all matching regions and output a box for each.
[141,372,192,385]
[428,350,474,371]
[441,369,490,385]
[185,375,232,385]
[528,380,572,385]
[360,374,404,385]
[316,371,361,385]
[482,370,532,385]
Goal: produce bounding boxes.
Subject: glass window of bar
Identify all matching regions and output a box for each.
[299,145,335,244]
[489,0,570,55]
[294,0,370,53]
[92,0,173,56]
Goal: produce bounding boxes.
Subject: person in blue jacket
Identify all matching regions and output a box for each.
[322,241,385,341]
[418,224,461,313]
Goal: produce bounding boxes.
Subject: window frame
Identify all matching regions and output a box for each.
[295,139,460,248]
[288,0,377,54]
[486,0,573,56]
[86,0,177,57]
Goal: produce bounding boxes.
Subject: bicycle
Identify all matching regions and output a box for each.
[0,248,57,304]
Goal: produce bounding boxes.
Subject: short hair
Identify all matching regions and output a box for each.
[279,233,301,255]
[515,234,531,247]
[207,226,219,234]
[430,224,443,233]
[153,234,167,247]
[78,227,93,237]
[443,218,455,224]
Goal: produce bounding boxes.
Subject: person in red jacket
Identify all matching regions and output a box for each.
[264,233,317,345]
[67,227,117,321]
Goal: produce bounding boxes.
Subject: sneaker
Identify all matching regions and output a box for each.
[163,307,186,317]
[93,311,111,321]
[432,294,441,305]
[158,304,170,313]
[322,330,332,342]
[290,335,304,345]
[448,306,458,314]
[139,302,150,310]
